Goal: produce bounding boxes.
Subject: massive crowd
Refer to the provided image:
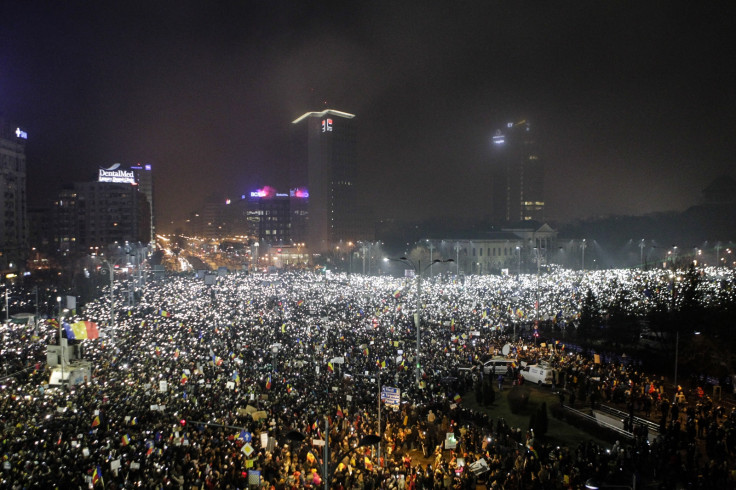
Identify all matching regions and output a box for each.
[1,267,735,489]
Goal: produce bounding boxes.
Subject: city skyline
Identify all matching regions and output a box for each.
[2,3,735,234]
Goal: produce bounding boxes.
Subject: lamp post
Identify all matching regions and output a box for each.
[427,240,435,278]
[385,256,453,386]
[57,296,64,386]
[360,242,370,275]
[516,246,521,275]
[102,258,115,330]
[639,239,645,269]
[454,242,461,275]
[581,239,587,272]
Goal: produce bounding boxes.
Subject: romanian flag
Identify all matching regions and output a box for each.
[336,405,344,418]
[297,300,304,307]
[68,321,99,340]
[363,347,369,356]
[92,465,102,486]
[131,417,137,426]
[281,323,286,333]
[145,440,155,456]
[155,346,161,356]
[232,371,240,383]
[453,394,462,403]
[92,415,101,427]
[327,362,334,373]
[265,374,272,390]
[121,434,131,446]
[174,348,180,359]
[393,289,401,298]
[159,309,170,317]
[181,372,188,384]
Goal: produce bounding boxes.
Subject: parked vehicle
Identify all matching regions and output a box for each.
[483,357,516,376]
[520,364,554,386]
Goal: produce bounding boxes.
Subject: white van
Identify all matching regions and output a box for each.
[483,357,515,376]
[520,364,554,386]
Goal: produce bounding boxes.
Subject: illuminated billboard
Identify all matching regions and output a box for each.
[249,187,309,199]
[98,163,135,184]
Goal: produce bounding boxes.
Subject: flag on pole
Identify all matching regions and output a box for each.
[265,374,272,390]
[92,465,102,486]
[181,372,188,384]
[92,415,101,427]
[67,321,99,340]
[453,394,462,403]
[327,362,334,373]
[121,434,131,446]
[158,309,170,317]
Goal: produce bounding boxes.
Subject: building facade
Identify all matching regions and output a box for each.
[292,109,363,252]
[491,120,544,223]
[53,180,149,252]
[0,120,28,272]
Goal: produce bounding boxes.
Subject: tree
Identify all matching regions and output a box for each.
[605,289,640,346]
[535,402,549,437]
[483,376,496,406]
[577,288,602,346]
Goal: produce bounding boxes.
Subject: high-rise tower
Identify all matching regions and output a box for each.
[0,120,28,271]
[292,109,358,252]
[491,120,544,223]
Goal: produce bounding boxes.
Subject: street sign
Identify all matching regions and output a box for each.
[380,386,400,407]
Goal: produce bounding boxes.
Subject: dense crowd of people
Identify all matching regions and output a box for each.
[1,267,735,488]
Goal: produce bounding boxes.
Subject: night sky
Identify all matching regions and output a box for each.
[2,2,735,232]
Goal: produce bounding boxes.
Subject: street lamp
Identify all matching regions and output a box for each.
[427,240,435,278]
[581,239,587,272]
[57,296,65,386]
[454,242,461,275]
[385,256,453,386]
[639,239,645,269]
[101,258,115,330]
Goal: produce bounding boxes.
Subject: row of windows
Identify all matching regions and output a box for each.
[472,247,519,257]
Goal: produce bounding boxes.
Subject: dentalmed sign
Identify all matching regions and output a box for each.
[99,164,135,184]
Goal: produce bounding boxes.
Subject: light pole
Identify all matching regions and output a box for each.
[454,242,461,275]
[101,258,115,330]
[360,242,370,275]
[516,246,521,275]
[385,256,453,386]
[639,239,645,269]
[581,239,587,272]
[427,240,435,278]
[57,296,64,386]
